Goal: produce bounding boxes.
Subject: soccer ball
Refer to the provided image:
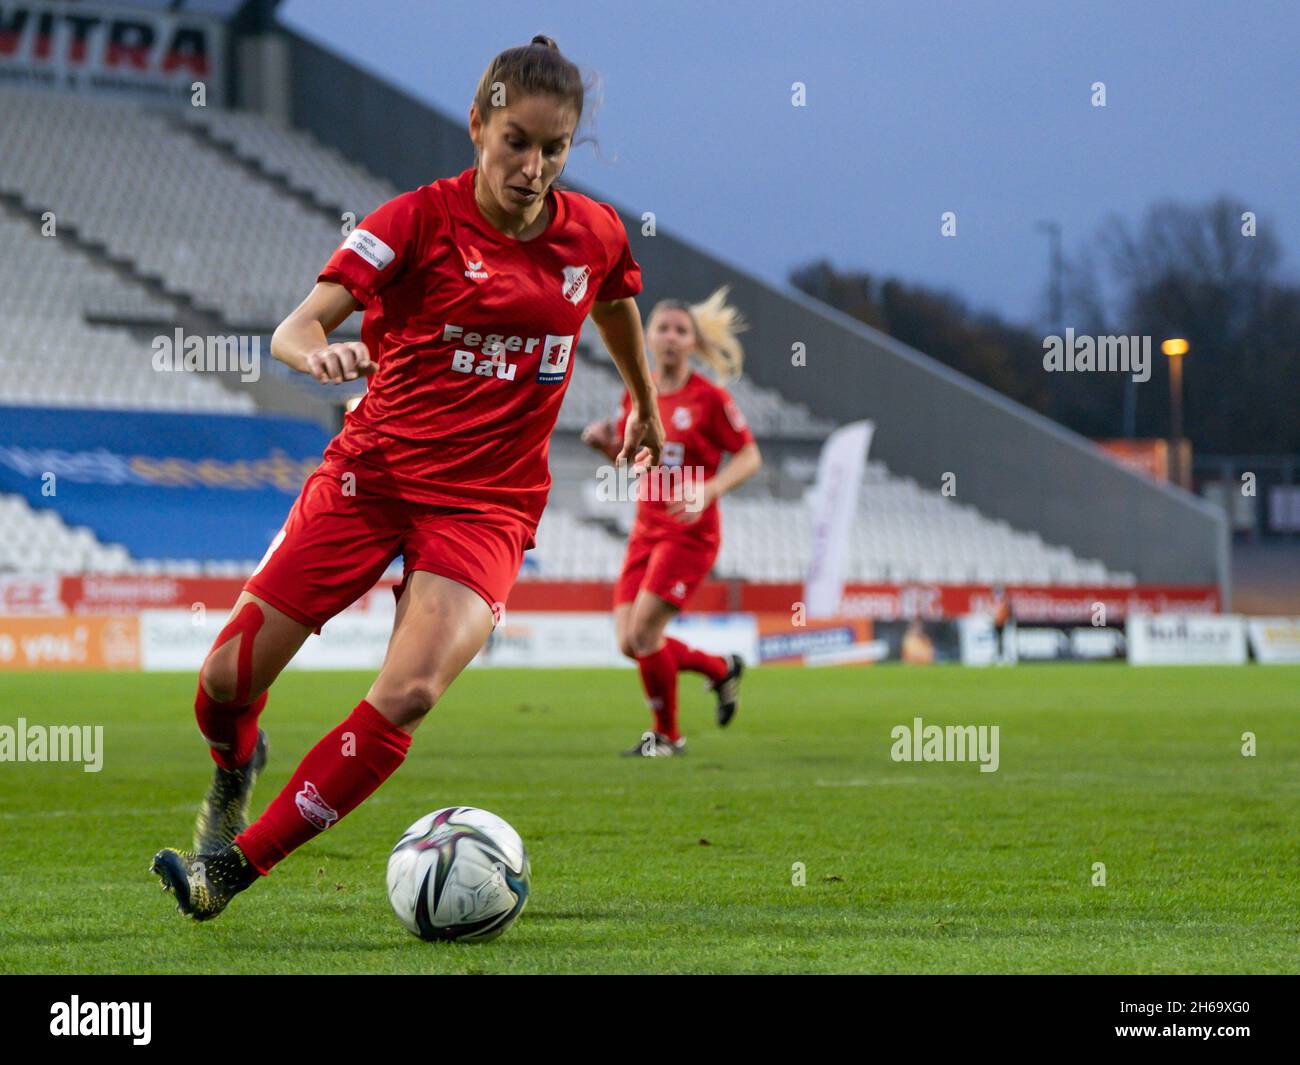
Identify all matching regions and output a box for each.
[386,806,531,943]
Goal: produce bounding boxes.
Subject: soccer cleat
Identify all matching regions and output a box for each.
[150,844,259,922]
[193,729,268,853]
[620,730,687,758]
[710,655,744,727]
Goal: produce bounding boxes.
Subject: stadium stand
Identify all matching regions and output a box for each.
[0,204,255,412]
[0,79,1163,589]
[0,86,340,329]
[176,106,399,218]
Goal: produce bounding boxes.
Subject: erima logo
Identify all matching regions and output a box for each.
[561,264,590,305]
[342,228,395,271]
[295,781,338,830]
[462,243,489,281]
[537,334,573,383]
[50,997,151,1045]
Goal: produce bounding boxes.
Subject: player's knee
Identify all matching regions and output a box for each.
[201,600,269,704]
[625,626,661,659]
[617,634,639,659]
[385,678,441,720]
[199,651,240,704]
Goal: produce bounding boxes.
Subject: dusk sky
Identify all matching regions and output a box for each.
[281,0,1299,326]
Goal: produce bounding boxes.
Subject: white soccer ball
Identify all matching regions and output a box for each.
[386,806,531,943]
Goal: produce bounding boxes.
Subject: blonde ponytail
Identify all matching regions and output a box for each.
[651,285,747,383]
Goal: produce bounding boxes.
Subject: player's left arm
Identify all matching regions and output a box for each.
[704,390,762,503]
[670,442,762,522]
[590,297,664,469]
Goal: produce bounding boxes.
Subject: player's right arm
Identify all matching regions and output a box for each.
[277,188,424,384]
[271,281,375,384]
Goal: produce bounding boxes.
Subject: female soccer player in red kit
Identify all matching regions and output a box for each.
[151,37,664,920]
[582,288,762,756]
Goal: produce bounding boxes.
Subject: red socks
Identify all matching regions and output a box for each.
[236,700,412,874]
[195,682,267,769]
[636,645,680,741]
[664,637,729,684]
[635,639,730,739]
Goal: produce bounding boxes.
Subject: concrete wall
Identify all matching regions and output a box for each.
[285,31,473,193]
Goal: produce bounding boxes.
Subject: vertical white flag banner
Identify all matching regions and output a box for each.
[804,421,873,619]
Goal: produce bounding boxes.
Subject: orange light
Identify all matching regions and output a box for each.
[1161,338,1189,357]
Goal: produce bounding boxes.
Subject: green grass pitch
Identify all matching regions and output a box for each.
[0,664,1296,974]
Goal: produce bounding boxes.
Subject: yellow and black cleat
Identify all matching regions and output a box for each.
[193,730,268,854]
[151,845,258,922]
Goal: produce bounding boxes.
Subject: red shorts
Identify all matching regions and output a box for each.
[245,463,532,630]
[613,532,718,610]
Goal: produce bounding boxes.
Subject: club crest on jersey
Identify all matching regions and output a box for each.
[462,243,489,282]
[561,264,591,305]
[537,334,574,383]
[671,405,693,430]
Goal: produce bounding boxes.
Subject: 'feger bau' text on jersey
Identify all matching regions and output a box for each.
[316,167,643,535]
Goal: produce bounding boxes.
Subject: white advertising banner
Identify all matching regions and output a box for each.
[479,612,757,669]
[959,614,996,666]
[665,613,758,665]
[1246,618,1300,664]
[804,420,873,619]
[140,608,761,671]
[140,609,395,672]
[476,612,623,669]
[1126,614,1247,665]
[0,1,226,103]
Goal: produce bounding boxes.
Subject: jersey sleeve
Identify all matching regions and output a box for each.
[318,190,428,307]
[708,388,756,453]
[593,203,643,302]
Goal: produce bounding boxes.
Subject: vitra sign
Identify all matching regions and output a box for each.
[0,0,225,101]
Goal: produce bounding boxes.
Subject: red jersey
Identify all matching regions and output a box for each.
[617,371,754,548]
[317,166,642,532]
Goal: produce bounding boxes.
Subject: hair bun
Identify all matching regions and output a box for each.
[530,35,558,50]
